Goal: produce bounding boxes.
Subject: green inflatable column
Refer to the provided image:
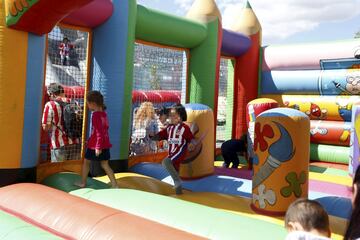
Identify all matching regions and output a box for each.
[186,0,222,117]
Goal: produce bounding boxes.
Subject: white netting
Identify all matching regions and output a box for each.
[216,58,234,147]
[130,42,188,156]
[40,26,90,163]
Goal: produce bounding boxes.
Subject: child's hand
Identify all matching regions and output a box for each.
[95,149,102,156]
[188,143,195,152]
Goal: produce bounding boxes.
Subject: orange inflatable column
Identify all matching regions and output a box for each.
[246,98,279,169]
[180,104,214,179]
[251,108,310,216]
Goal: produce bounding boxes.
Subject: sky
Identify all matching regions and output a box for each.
[137,0,360,45]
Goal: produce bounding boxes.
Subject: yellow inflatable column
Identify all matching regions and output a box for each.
[180,104,214,179]
[0,0,28,169]
[251,108,310,216]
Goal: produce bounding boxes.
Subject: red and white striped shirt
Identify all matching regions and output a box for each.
[158,123,194,169]
[59,43,73,56]
[42,97,78,149]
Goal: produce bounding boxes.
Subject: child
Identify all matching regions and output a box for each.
[285,198,331,240]
[150,103,196,195]
[130,102,159,156]
[59,37,73,66]
[344,166,360,240]
[157,107,169,131]
[75,91,117,188]
[221,134,248,169]
[156,107,170,151]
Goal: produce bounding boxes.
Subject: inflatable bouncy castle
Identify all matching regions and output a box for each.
[0,0,359,239]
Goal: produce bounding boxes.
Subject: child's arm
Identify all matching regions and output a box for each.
[93,113,105,156]
[42,103,53,131]
[150,127,167,141]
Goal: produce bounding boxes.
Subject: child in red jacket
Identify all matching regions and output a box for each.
[75,91,117,188]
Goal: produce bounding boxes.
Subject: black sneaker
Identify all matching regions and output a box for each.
[175,185,183,195]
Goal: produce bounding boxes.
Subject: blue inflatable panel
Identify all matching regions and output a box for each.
[262,70,319,94]
[184,103,210,111]
[130,163,352,219]
[130,163,252,198]
[262,69,360,95]
[130,162,170,180]
[315,196,352,219]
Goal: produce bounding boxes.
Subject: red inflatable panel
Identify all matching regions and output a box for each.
[233,33,261,138]
[8,0,94,35]
[310,120,351,146]
[0,184,205,240]
[246,98,279,128]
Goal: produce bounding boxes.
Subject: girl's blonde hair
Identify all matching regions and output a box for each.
[134,102,156,128]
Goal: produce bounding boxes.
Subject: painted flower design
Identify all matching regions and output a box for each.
[281,171,307,198]
[254,122,274,152]
[253,184,276,209]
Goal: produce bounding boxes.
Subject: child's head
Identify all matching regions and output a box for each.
[47,83,64,98]
[285,198,330,238]
[157,107,169,124]
[344,166,360,240]
[134,102,155,127]
[63,37,69,43]
[169,103,187,125]
[86,91,105,111]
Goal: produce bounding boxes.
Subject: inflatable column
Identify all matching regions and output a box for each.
[251,108,310,216]
[180,104,214,179]
[231,1,262,138]
[246,98,278,169]
[186,0,222,122]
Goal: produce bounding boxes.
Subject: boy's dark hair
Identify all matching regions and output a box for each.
[285,198,329,233]
[171,103,187,121]
[158,107,169,116]
[63,37,69,42]
[87,91,106,110]
[344,166,360,239]
[47,83,64,96]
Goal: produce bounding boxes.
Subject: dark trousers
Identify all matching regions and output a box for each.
[221,139,246,168]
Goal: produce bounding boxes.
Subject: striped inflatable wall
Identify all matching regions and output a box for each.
[260,39,360,171]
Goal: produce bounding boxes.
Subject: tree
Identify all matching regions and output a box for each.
[355,30,360,38]
[150,65,161,90]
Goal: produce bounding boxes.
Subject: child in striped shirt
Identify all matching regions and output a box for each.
[150,104,195,195]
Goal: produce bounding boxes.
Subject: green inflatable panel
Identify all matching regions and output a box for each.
[41,172,110,192]
[0,210,60,240]
[71,188,286,240]
[136,5,207,48]
[310,143,349,164]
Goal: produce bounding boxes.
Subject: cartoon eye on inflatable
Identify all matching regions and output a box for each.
[354,46,360,59]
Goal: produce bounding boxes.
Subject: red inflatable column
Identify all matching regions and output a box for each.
[231,1,262,138]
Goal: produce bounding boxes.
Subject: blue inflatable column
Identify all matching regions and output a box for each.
[90,0,137,175]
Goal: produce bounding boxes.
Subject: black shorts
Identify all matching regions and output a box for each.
[85,148,110,161]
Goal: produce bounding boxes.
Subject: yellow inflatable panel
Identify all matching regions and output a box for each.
[309,172,352,187]
[0,0,28,168]
[261,94,360,122]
